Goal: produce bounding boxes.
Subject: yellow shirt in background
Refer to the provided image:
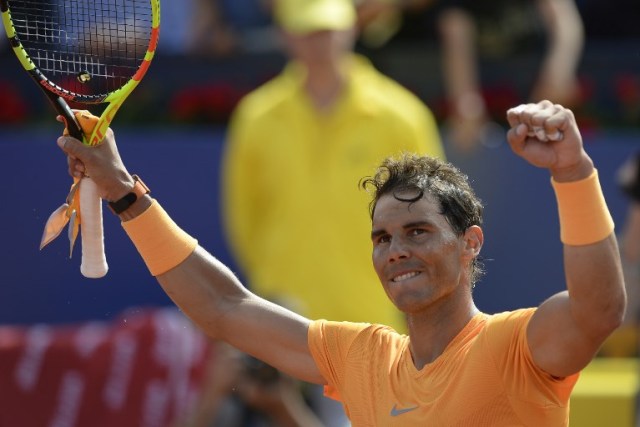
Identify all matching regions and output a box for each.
[222,55,444,330]
[308,308,579,426]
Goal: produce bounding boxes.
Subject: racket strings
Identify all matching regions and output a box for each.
[9,0,153,98]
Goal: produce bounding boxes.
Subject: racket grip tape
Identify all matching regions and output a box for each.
[79,177,108,278]
[69,111,108,278]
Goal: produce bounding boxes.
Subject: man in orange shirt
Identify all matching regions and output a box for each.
[57,100,625,425]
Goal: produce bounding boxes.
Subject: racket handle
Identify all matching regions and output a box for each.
[79,177,108,278]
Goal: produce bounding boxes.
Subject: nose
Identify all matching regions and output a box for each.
[387,237,410,262]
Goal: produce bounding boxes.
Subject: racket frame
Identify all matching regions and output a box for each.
[1,0,161,145]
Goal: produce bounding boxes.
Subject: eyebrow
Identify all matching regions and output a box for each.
[371,220,433,240]
[370,229,386,240]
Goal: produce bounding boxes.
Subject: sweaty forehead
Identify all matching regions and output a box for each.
[372,192,440,224]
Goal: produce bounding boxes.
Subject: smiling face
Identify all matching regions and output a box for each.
[371,191,482,314]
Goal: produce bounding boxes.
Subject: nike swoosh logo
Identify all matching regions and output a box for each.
[390,404,419,416]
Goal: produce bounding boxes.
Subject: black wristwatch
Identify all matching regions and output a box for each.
[107,174,150,215]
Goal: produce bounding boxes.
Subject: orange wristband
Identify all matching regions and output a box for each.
[551,170,615,246]
[121,200,198,276]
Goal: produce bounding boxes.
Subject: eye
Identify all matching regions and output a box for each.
[374,234,391,245]
[410,228,426,236]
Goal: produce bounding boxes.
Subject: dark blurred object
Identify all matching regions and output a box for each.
[617,151,640,202]
[580,0,640,39]
[242,354,281,385]
[180,342,324,427]
[0,80,29,123]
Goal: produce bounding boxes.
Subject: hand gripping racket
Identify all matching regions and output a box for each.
[1,0,160,277]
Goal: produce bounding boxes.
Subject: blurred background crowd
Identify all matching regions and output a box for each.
[0,0,639,131]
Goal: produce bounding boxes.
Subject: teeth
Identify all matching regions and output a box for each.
[392,272,419,282]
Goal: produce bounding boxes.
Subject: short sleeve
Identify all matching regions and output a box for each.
[483,309,579,409]
[308,319,371,401]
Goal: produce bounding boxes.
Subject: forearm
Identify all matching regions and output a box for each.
[119,195,250,339]
[157,247,252,338]
[563,236,626,337]
[552,162,626,338]
[157,251,320,384]
[117,195,322,384]
[120,198,287,344]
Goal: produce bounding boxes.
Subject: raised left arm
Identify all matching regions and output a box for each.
[506,101,626,377]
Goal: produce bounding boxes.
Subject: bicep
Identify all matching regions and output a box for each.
[218,295,325,385]
[157,247,326,385]
[527,291,601,377]
[528,235,625,377]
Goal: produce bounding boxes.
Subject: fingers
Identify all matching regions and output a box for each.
[57,135,83,157]
[505,123,526,154]
[504,100,589,173]
[70,159,87,178]
[506,101,569,143]
[57,136,89,178]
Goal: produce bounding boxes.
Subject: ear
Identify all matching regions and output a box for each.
[462,225,484,259]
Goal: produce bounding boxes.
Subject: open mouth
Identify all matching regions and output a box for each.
[391,271,421,282]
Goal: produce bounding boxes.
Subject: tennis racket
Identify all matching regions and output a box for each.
[1,0,160,278]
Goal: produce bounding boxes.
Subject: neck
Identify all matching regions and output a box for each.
[303,59,347,111]
[406,296,479,369]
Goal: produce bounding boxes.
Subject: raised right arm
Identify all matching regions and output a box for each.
[56,126,325,385]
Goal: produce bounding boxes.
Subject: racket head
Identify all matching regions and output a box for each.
[1,0,160,144]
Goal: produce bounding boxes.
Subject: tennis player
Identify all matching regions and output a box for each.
[57,100,625,425]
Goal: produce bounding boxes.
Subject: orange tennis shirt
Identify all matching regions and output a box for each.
[308,308,579,426]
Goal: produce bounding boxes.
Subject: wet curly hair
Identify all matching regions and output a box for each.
[360,152,486,286]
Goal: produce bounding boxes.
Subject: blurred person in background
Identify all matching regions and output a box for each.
[221,0,443,423]
[370,0,584,152]
[189,0,277,56]
[434,0,584,152]
[182,342,324,427]
[159,0,276,57]
[157,1,198,55]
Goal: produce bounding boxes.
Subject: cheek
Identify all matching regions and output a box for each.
[371,247,385,275]
[421,239,460,270]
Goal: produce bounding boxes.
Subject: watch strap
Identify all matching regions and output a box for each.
[107,175,150,215]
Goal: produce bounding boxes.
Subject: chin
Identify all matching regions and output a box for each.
[390,294,430,314]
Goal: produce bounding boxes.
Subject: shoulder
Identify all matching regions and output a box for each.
[309,319,403,354]
[351,56,431,115]
[231,68,297,124]
[487,308,537,325]
[474,308,538,364]
[308,320,406,403]
[309,319,398,339]
[348,57,439,138]
[478,308,579,407]
[483,308,537,336]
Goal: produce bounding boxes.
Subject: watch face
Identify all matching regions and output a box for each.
[108,192,137,214]
[107,177,149,214]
